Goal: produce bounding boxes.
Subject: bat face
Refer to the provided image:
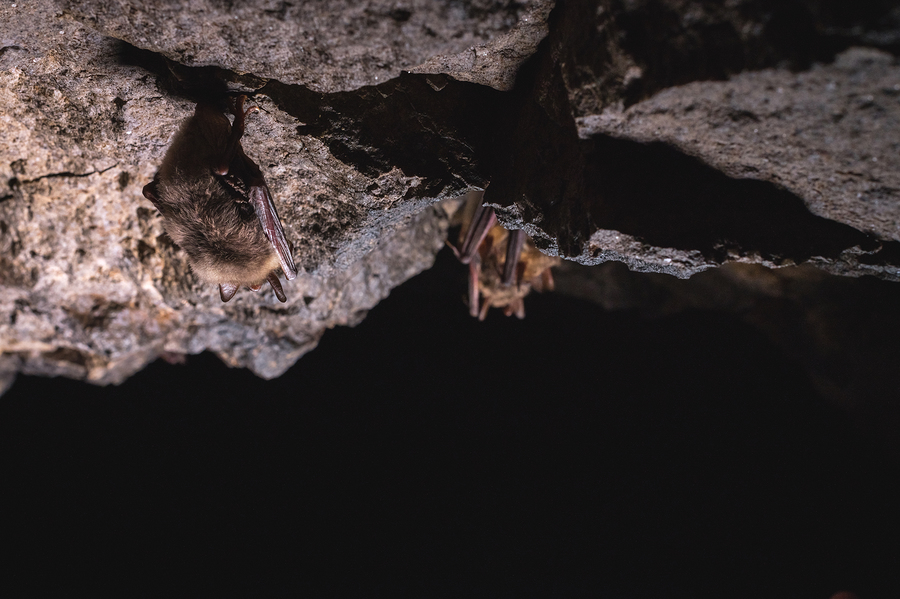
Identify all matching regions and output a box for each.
[142,97,297,302]
[453,191,560,320]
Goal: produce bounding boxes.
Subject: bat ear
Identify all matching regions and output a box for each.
[142,179,162,207]
[219,283,238,302]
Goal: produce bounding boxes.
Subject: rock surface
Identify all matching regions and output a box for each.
[2,0,900,392]
[582,47,900,247]
[482,0,900,279]
[0,1,471,390]
[57,0,551,93]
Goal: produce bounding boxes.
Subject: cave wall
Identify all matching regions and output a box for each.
[1,0,899,392]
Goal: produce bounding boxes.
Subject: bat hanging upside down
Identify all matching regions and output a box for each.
[142,96,297,302]
[452,190,560,320]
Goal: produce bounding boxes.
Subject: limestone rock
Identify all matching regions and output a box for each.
[0,1,465,389]
[408,0,555,91]
[482,0,900,280]
[57,0,548,93]
[582,47,900,248]
[3,0,900,393]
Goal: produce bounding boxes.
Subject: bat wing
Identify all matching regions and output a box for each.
[457,203,497,265]
[229,138,297,282]
[502,229,527,286]
[249,180,297,281]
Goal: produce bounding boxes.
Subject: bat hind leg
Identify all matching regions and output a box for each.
[217,95,258,175]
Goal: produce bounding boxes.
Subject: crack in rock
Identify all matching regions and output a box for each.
[11,163,119,186]
[3,0,900,391]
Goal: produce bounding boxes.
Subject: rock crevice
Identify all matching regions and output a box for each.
[2,0,899,390]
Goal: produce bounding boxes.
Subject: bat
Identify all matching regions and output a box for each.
[142,96,297,302]
[452,190,560,320]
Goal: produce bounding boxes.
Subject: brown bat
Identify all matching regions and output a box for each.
[142,96,297,302]
[452,190,560,320]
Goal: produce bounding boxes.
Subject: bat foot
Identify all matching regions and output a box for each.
[230,95,259,121]
[267,271,287,303]
[229,95,247,117]
[219,283,239,302]
[218,278,284,302]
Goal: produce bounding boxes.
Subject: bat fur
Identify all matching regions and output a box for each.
[143,98,297,302]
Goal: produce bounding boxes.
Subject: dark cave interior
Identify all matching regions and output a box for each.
[3,1,900,596]
[3,247,898,597]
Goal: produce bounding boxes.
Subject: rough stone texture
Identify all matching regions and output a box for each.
[0,1,465,389]
[483,0,900,280]
[57,0,546,93]
[408,0,554,91]
[581,47,900,245]
[3,0,900,393]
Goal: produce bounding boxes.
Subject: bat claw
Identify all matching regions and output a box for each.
[230,95,247,115]
[446,239,462,260]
